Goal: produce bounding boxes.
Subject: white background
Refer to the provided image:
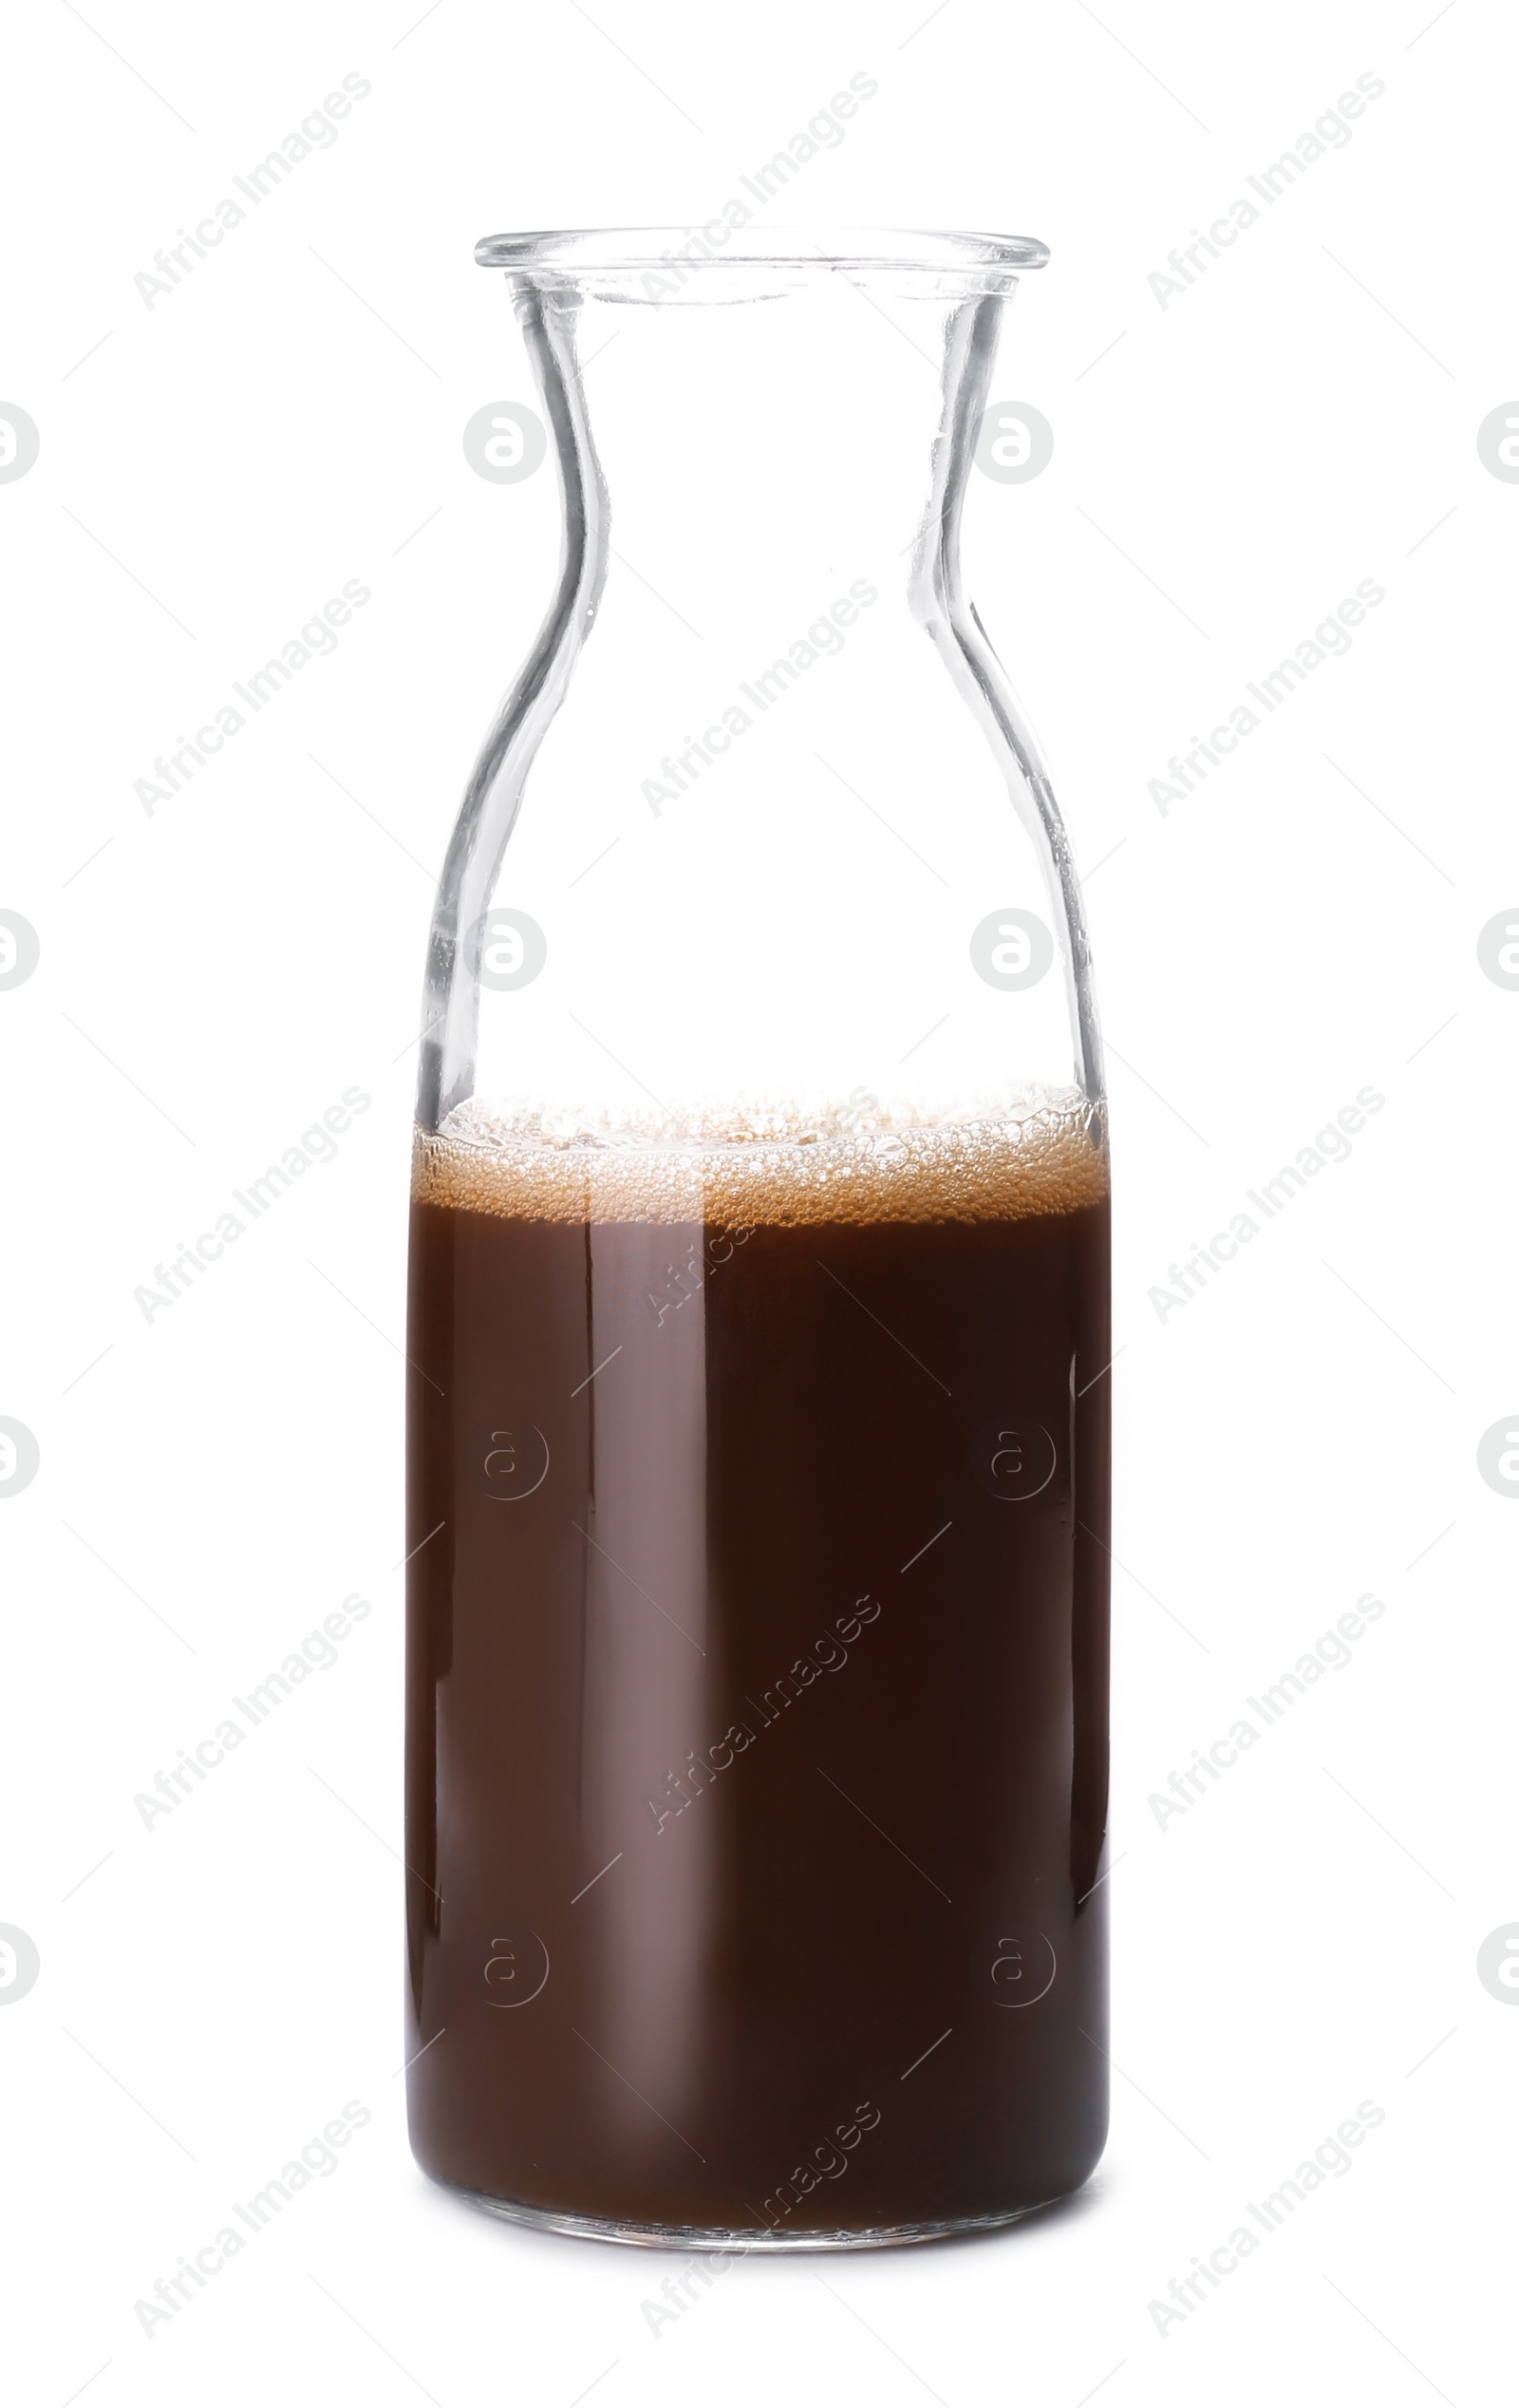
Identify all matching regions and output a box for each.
[2,2,1513,2401]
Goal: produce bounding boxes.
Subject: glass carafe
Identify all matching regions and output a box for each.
[405,228,1110,2248]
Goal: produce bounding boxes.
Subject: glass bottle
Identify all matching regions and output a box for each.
[405,228,1110,2248]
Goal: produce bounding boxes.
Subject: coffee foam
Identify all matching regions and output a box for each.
[413,1092,1109,1227]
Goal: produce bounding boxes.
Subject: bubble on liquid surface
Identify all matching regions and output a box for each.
[413,1090,1110,1228]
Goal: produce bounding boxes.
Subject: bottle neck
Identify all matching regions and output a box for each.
[416,269,1094,1137]
[524,278,1010,643]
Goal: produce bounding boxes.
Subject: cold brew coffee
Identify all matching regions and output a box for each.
[405,1102,1110,2243]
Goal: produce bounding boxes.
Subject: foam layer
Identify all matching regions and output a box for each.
[413,1093,1109,1227]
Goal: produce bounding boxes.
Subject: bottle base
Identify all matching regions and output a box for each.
[437,2174,1078,2252]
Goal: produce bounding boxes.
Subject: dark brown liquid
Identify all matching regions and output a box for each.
[405,1141,1110,2239]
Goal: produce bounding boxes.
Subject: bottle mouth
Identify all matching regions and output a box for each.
[475,226,1048,302]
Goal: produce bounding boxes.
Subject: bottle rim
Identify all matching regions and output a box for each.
[474,225,1049,282]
